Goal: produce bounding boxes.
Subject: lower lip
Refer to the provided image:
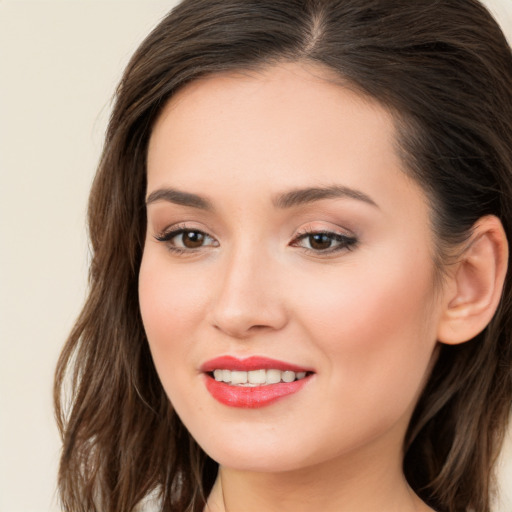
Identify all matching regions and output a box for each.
[204,375,310,408]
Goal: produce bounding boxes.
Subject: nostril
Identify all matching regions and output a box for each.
[250,324,271,331]
[210,274,288,337]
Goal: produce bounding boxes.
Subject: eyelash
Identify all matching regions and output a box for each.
[154,225,218,255]
[290,228,358,255]
[154,225,358,256]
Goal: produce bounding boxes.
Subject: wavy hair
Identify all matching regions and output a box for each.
[54,1,512,511]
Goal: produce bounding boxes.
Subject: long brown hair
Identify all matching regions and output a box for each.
[54,1,512,511]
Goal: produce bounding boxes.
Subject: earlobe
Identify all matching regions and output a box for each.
[437,215,509,345]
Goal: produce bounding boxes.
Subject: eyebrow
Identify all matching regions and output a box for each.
[145,184,378,211]
[273,185,379,209]
[146,187,214,210]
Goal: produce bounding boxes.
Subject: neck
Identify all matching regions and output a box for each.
[205,446,432,512]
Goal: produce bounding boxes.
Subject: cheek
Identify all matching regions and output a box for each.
[296,252,437,339]
[138,251,210,370]
[138,252,217,421]
[291,251,440,417]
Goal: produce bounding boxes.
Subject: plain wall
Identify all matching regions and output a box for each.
[0,1,511,511]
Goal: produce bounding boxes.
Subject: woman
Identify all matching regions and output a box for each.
[54,1,512,511]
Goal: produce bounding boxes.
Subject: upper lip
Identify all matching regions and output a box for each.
[200,355,312,373]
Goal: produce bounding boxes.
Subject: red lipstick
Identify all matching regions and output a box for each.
[200,355,310,373]
[201,356,313,408]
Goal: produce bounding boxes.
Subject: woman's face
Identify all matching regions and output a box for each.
[139,63,446,473]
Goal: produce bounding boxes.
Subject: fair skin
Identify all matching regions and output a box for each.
[138,62,507,512]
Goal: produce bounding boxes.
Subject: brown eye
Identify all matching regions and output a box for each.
[308,233,334,250]
[291,231,358,254]
[155,228,218,252]
[181,231,206,248]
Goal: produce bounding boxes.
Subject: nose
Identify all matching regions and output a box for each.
[210,243,288,339]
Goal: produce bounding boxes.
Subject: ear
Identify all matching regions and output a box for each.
[437,215,509,345]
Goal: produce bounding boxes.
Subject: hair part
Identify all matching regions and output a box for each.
[55,1,512,511]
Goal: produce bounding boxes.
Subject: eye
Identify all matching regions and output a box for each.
[155,227,218,252]
[291,230,357,254]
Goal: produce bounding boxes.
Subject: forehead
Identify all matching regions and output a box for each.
[146,60,429,217]
[147,62,405,190]
[151,62,393,141]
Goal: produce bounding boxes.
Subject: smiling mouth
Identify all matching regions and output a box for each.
[209,368,310,386]
[201,356,314,408]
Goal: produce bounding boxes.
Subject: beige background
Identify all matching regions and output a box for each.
[0,1,511,511]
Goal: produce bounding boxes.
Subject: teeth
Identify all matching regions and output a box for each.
[231,371,247,385]
[248,369,266,384]
[211,369,309,386]
[282,371,295,383]
[266,369,281,384]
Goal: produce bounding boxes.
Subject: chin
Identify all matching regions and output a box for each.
[205,445,310,473]
[190,425,314,473]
